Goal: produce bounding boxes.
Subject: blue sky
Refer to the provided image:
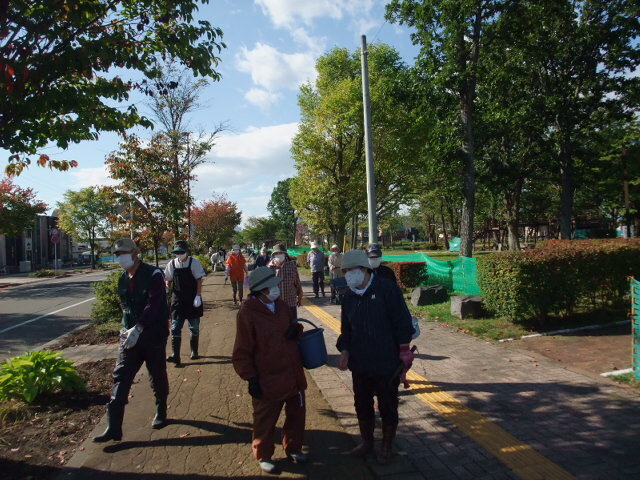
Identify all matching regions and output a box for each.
[10,0,420,225]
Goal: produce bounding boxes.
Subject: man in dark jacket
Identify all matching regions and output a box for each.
[337,249,414,463]
[94,238,170,442]
[366,243,397,283]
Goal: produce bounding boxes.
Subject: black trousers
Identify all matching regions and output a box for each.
[312,271,325,295]
[352,371,400,427]
[111,332,169,406]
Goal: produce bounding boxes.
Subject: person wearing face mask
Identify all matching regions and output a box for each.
[255,247,271,268]
[327,244,344,303]
[366,243,397,283]
[232,267,308,474]
[164,240,206,366]
[307,241,326,298]
[225,244,248,305]
[268,243,303,318]
[336,250,414,464]
[93,238,170,443]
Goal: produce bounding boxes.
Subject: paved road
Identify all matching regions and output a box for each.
[0,270,113,360]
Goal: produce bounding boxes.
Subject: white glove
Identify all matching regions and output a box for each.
[123,325,143,349]
[193,295,202,308]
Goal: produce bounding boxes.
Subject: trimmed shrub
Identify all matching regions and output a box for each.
[294,253,309,268]
[477,239,640,322]
[193,254,212,274]
[0,351,85,403]
[385,261,428,289]
[91,270,122,325]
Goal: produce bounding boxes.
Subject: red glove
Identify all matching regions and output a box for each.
[399,345,415,389]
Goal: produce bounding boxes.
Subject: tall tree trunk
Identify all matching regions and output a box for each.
[504,178,523,250]
[90,228,96,269]
[459,101,476,257]
[559,140,574,239]
[439,196,450,250]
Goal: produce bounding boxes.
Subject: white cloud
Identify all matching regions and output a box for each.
[69,166,119,189]
[255,0,377,29]
[190,123,298,213]
[236,43,316,92]
[244,88,282,110]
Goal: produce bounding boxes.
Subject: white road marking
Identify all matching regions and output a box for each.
[0,297,96,334]
[601,368,633,377]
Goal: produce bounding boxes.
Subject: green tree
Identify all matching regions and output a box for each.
[506,0,640,239]
[105,134,188,265]
[267,178,297,244]
[191,194,242,249]
[57,187,111,268]
[242,216,280,247]
[290,44,418,247]
[146,62,226,235]
[0,176,47,236]
[387,0,502,257]
[1,0,225,175]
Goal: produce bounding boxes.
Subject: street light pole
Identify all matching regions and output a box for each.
[360,35,378,245]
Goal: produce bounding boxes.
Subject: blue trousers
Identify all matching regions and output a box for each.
[171,313,201,338]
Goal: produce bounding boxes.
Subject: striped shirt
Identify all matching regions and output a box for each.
[269,259,301,308]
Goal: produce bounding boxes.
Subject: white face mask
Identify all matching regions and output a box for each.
[273,254,285,264]
[368,257,381,269]
[117,253,135,269]
[345,269,365,288]
[176,253,187,261]
[266,286,280,302]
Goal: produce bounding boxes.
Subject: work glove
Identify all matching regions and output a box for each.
[193,295,202,308]
[285,322,303,340]
[399,345,415,388]
[248,377,262,399]
[123,325,143,349]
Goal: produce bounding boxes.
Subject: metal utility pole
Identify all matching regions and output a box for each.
[360,35,378,245]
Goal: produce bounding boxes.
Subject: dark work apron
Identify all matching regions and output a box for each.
[170,258,204,319]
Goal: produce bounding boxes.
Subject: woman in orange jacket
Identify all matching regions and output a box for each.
[225,244,248,305]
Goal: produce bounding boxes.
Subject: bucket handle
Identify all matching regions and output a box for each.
[295,318,319,329]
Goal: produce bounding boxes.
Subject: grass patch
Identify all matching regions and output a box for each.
[408,300,530,341]
[29,269,57,278]
[0,400,31,425]
[610,373,640,391]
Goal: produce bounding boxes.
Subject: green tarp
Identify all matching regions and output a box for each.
[381,252,481,295]
[631,277,640,380]
[449,237,461,252]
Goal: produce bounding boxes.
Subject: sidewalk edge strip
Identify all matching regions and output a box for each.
[302,297,577,480]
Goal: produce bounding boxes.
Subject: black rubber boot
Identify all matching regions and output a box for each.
[378,423,397,464]
[151,397,168,429]
[350,418,375,457]
[93,402,124,442]
[166,337,181,366]
[190,335,199,360]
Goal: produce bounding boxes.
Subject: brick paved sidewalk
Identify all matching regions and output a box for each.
[56,272,376,480]
[297,274,640,480]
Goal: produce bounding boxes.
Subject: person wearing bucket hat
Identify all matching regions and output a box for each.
[307,241,326,298]
[366,243,397,283]
[327,244,344,303]
[225,244,248,305]
[336,249,414,464]
[232,266,308,473]
[164,240,206,366]
[268,243,303,318]
[93,238,170,443]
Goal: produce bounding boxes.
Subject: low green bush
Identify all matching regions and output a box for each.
[0,351,85,404]
[477,239,640,322]
[91,270,122,325]
[385,261,428,289]
[193,254,212,274]
[295,253,310,268]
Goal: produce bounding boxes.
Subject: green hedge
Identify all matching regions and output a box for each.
[385,261,428,289]
[91,270,122,325]
[477,239,640,321]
